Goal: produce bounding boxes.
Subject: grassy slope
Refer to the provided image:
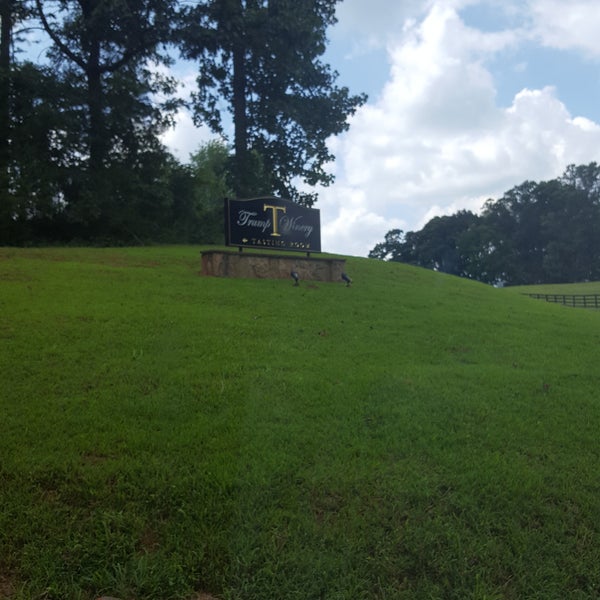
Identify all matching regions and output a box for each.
[1,246,600,600]
[513,281,600,295]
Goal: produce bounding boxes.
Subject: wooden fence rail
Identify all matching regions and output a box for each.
[525,293,600,308]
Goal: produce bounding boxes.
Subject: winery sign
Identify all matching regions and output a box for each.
[225,196,321,253]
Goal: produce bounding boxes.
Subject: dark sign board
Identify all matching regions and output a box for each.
[225,196,321,253]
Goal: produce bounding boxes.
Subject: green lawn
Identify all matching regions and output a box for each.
[1,246,600,599]
[513,281,600,295]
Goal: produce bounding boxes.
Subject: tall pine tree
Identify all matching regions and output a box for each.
[180,0,366,205]
[34,0,181,240]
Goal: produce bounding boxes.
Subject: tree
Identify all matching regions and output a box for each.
[180,0,366,205]
[369,228,405,261]
[32,0,182,240]
[480,177,600,284]
[0,0,14,200]
[370,164,600,285]
[560,162,600,200]
[169,140,232,243]
[0,0,37,240]
[412,211,480,276]
[478,181,538,284]
[5,63,68,242]
[454,222,502,284]
[370,212,479,277]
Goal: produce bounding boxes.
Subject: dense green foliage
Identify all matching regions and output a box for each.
[370,163,600,285]
[2,0,182,244]
[179,0,366,204]
[0,0,361,244]
[2,246,600,599]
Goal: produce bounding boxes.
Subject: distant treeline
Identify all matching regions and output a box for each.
[370,163,600,286]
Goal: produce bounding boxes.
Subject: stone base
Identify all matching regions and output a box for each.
[201,250,346,283]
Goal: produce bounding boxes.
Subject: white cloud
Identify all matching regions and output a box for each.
[320,188,407,257]
[319,1,600,256]
[159,66,223,162]
[330,0,430,50]
[161,108,217,163]
[529,0,600,57]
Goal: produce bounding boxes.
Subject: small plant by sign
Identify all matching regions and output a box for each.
[225,196,321,253]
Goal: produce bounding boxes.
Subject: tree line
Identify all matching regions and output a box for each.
[0,0,365,245]
[369,163,600,286]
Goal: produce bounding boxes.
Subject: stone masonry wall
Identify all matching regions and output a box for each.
[201,250,346,283]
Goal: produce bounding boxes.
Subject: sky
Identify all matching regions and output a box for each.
[162,0,600,257]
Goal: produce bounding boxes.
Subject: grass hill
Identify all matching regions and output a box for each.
[1,246,600,600]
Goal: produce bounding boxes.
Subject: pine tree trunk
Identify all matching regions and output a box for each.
[0,0,12,208]
[232,40,249,198]
[82,1,107,221]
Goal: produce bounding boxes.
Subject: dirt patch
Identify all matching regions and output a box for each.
[137,527,161,554]
[81,451,111,465]
[0,574,16,599]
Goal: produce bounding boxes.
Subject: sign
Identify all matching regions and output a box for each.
[225,196,321,253]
